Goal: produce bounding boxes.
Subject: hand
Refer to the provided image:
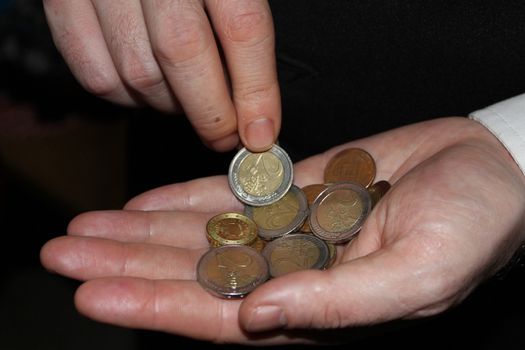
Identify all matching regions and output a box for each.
[43,0,280,152]
[40,117,525,345]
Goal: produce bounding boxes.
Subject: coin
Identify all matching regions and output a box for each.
[261,233,330,278]
[197,245,269,299]
[323,148,376,188]
[244,184,308,241]
[325,242,337,269]
[309,182,371,244]
[368,180,391,208]
[228,144,293,207]
[206,212,258,247]
[299,183,328,233]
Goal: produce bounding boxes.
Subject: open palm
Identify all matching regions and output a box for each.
[41,117,525,345]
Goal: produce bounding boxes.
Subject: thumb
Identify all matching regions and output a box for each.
[238,242,454,333]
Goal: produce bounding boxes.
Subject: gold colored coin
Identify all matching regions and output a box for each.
[239,152,284,196]
[299,184,328,233]
[310,182,371,243]
[323,148,376,188]
[250,237,267,252]
[261,233,329,278]
[368,180,391,208]
[206,212,258,247]
[197,245,269,298]
[246,185,308,240]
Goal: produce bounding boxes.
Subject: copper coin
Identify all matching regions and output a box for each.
[206,212,258,247]
[368,180,391,208]
[197,245,269,298]
[299,184,328,233]
[323,148,376,188]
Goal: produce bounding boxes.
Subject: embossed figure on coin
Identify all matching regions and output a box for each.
[217,218,249,240]
[208,250,257,289]
[269,240,320,275]
[239,152,284,196]
[253,190,299,230]
[317,190,362,232]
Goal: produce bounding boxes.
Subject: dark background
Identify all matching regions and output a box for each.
[1,1,524,349]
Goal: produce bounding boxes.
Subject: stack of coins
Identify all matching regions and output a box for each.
[197,144,391,298]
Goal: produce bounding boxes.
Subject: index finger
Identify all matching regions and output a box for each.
[206,0,280,152]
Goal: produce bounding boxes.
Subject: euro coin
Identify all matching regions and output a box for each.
[299,183,328,233]
[261,233,329,278]
[206,212,258,247]
[197,245,269,299]
[368,180,391,208]
[244,184,308,241]
[310,182,371,244]
[324,148,376,188]
[228,144,293,207]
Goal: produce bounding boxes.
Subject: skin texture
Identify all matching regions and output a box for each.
[42,0,280,152]
[40,117,525,345]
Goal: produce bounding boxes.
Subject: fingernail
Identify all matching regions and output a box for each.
[245,118,274,152]
[245,305,287,332]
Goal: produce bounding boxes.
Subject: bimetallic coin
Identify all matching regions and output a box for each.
[299,183,328,233]
[310,182,371,244]
[368,180,391,208]
[206,212,258,247]
[228,144,293,206]
[324,243,337,269]
[324,148,376,188]
[197,245,269,299]
[244,185,308,241]
[261,233,329,278]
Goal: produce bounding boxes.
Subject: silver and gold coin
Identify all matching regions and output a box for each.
[368,180,391,208]
[228,144,293,207]
[197,245,269,299]
[244,184,309,241]
[206,212,258,247]
[309,182,371,244]
[261,233,329,278]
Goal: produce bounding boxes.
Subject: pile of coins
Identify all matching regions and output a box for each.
[196,144,391,299]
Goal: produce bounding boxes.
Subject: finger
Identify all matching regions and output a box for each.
[124,175,242,211]
[75,277,316,344]
[43,0,137,107]
[67,210,212,247]
[206,0,280,152]
[142,0,239,151]
[40,236,205,281]
[90,0,179,112]
[239,236,458,333]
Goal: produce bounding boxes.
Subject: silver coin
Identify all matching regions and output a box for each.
[309,182,371,244]
[244,184,309,241]
[261,233,329,278]
[197,245,269,299]
[228,144,293,207]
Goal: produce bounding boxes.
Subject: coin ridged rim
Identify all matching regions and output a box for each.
[228,144,294,207]
[197,245,269,299]
[261,233,330,278]
[206,212,258,246]
[244,184,309,241]
[309,182,371,244]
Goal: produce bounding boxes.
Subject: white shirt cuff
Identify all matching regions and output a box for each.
[469,93,525,176]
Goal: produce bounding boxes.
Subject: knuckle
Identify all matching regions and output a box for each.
[223,2,271,44]
[152,19,206,65]
[120,61,164,93]
[236,81,277,104]
[81,69,121,98]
